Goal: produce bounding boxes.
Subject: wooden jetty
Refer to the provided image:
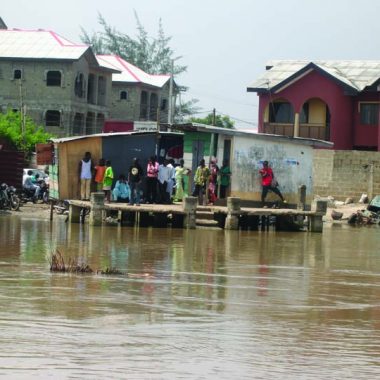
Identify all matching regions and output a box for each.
[67,193,328,232]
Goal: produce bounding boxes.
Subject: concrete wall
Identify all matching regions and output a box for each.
[313,150,380,200]
[231,136,314,203]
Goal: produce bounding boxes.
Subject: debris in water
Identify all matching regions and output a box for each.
[50,250,93,273]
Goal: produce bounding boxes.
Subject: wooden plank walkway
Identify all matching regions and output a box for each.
[67,196,328,232]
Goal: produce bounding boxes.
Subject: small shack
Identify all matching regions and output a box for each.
[49,131,183,200]
[172,123,332,204]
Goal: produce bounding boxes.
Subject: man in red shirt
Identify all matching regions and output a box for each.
[259,161,285,206]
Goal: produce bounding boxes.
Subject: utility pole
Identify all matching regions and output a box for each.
[212,108,216,126]
[168,59,174,124]
[19,78,26,146]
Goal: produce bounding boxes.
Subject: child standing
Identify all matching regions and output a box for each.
[103,160,114,202]
[94,158,106,191]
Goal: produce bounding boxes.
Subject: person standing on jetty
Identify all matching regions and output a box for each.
[193,159,210,204]
[219,159,231,199]
[103,160,114,202]
[128,158,144,206]
[94,158,106,191]
[146,156,159,203]
[259,160,285,206]
[78,151,94,200]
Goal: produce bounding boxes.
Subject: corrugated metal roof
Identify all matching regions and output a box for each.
[171,123,332,148]
[248,60,380,92]
[96,54,170,88]
[51,130,182,143]
[0,29,89,60]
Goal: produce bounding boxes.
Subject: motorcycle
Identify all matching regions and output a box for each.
[0,183,21,211]
[21,179,49,204]
[37,178,49,203]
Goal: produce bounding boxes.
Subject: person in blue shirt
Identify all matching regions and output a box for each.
[112,174,130,203]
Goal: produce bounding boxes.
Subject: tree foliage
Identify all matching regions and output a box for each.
[0,110,53,153]
[190,113,235,129]
[81,12,187,76]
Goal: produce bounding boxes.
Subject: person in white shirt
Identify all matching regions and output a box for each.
[158,159,171,204]
[78,152,94,200]
[23,170,40,199]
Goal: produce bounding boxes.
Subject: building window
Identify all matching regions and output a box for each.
[360,103,379,125]
[74,73,84,98]
[269,101,294,123]
[13,69,22,80]
[45,110,61,127]
[120,90,128,100]
[161,98,167,111]
[46,71,62,86]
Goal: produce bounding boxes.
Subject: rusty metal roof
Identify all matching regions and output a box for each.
[248,60,380,93]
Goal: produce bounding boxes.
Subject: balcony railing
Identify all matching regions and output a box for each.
[263,123,294,137]
[299,123,328,140]
[263,122,328,141]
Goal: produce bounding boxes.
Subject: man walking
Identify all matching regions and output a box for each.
[259,160,285,206]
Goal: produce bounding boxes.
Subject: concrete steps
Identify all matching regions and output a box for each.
[195,206,221,228]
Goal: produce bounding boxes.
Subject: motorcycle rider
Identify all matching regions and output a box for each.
[23,170,40,199]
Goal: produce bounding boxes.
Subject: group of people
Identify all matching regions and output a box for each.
[78,151,284,207]
[78,152,194,205]
[192,158,232,204]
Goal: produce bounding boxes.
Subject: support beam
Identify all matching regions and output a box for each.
[225,197,240,230]
[183,196,197,229]
[89,192,104,226]
[293,112,300,138]
[69,204,81,223]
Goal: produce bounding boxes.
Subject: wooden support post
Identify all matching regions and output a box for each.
[298,185,306,210]
[247,215,259,231]
[225,197,240,230]
[69,204,81,223]
[183,196,197,229]
[139,212,152,227]
[121,211,135,226]
[153,213,168,228]
[172,213,184,228]
[89,192,104,226]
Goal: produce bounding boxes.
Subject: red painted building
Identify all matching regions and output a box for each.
[247,61,380,151]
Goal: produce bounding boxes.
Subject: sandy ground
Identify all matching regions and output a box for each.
[1,202,56,219]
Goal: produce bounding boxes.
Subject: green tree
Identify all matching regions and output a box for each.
[81,13,199,120]
[190,113,235,129]
[81,13,187,75]
[0,110,53,153]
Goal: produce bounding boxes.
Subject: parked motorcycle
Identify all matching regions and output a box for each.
[21,179,49,204]
[37,178,49,203]
[0,183,21,211]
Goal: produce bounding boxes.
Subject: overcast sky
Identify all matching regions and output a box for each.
[2,0,380,128]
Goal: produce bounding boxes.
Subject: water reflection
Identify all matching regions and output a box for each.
[1,215,380,378]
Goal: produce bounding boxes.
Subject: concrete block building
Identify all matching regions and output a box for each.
[96,55,172,123]
[0,28,118,137]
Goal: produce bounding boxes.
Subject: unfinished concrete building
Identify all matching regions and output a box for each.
[0,28,119,136]
[96,55,173,123]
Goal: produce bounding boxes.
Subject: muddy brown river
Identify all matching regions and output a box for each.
[1,214,380,379]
